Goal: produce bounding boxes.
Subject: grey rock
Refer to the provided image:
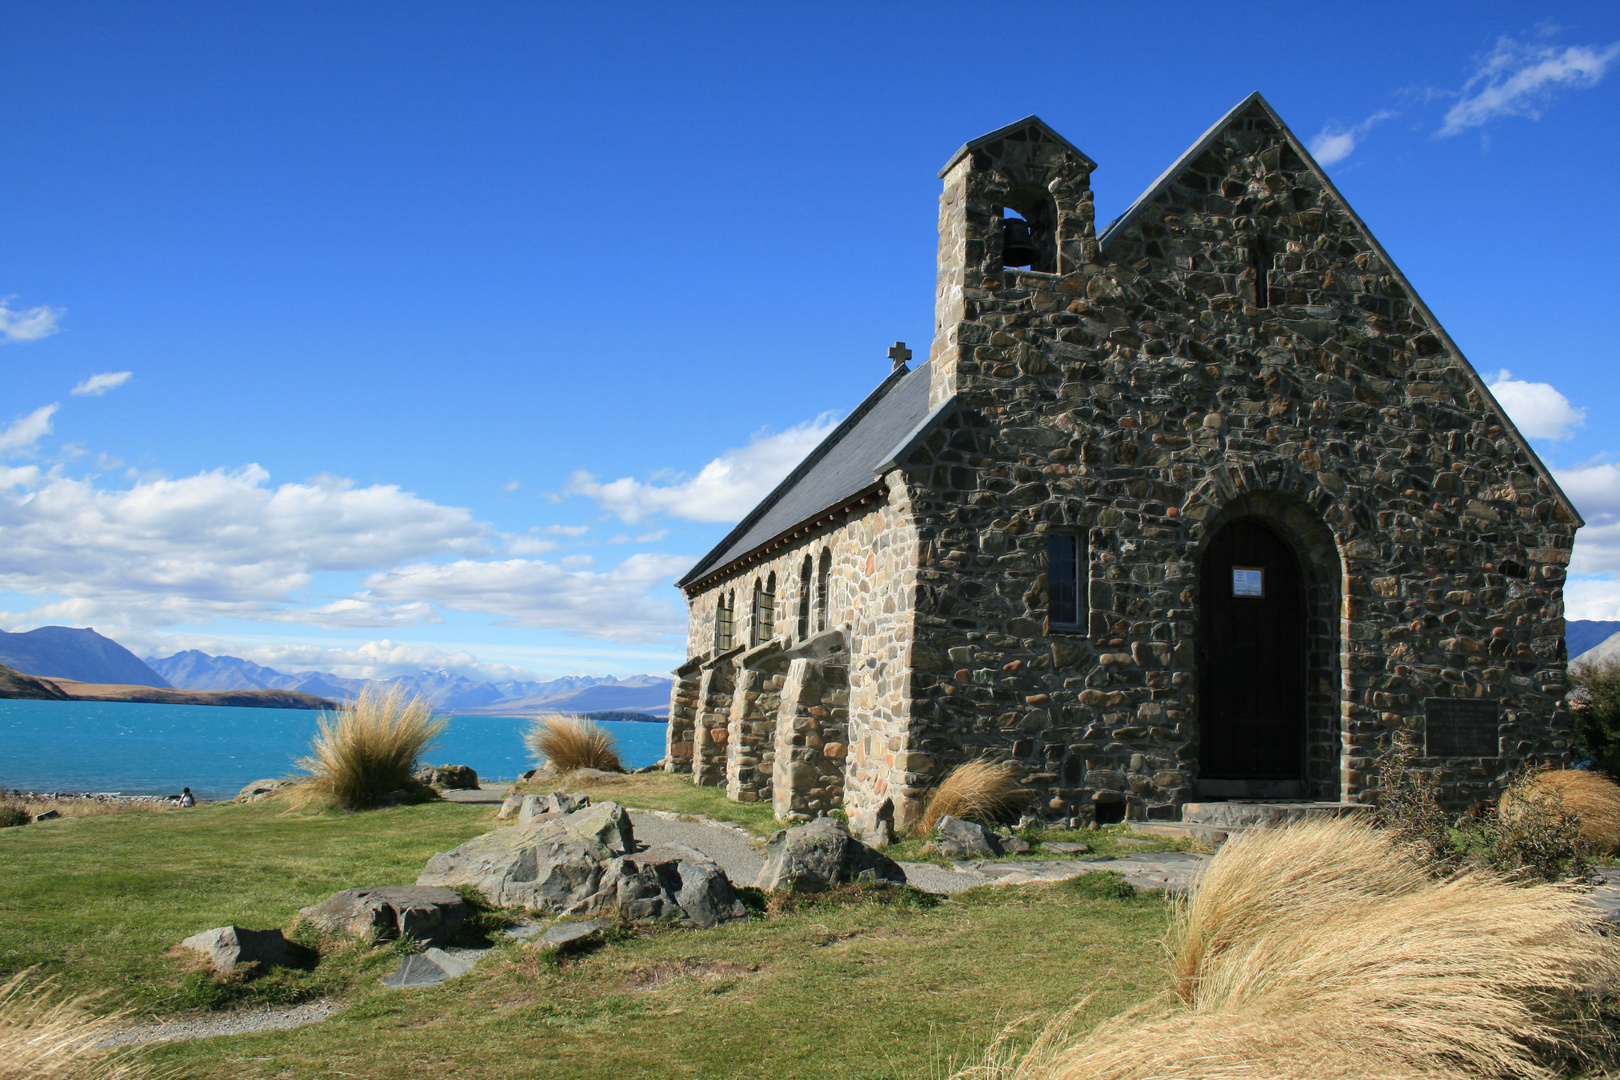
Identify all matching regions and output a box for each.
[928,815,1003,859]
[564,800,634,853]
[1043,841,1092,854]
[31,809,61,821]
[755,818,907,893]
[417,820,615,914]
[180,926,294,975]
[235,779,289,804]
[296,886,468,946]
[849,801,896,846]
[546,791,590,815]
[610,843,748,927]
[413,765,479,790]
[537,920,606,949]
[567,767,622,781]
[516,794,546,825]
[1000,836,1032,854]
[495,794,524,821]
[381,947,475,988]
[502,923,544,940]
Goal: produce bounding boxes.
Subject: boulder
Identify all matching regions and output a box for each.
[381,947,476,988]
[417,820,617,914]
[235,778,290,803]
[516,794,547,825]
[180,926,294,975]
[537,920,607,950]
[546,792,590,815]
[495,794,524,821]
[31,809,61,821]
[413,765,479,790]
[755,818,907,893]
[607,843,748,928]
[849,798,896,846]
[568,767,622,781]
[927,815,1003,859]
[565,800,634,853]
[296,886,468,946]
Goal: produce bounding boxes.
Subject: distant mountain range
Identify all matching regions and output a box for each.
[145,649,671,716]
[0,626,171,687]
[1570,621,1620,664]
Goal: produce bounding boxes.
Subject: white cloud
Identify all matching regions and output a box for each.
[1307,110,1395,166]
[568,415,839,524]
[1440,35,1620,136]
[1487,370,1585,440]
[143,635,550,684]
[71,371,133,397]
[506,535,561,556]
[0,465,487,627]
[1567,577,1620,623]
[0,404,59,456]
[1558,461,1620,576]
[546,524,590,537]
[360,552,691,642]
[502,480,521,493]
[265,599,443,630]
[0,298,64,344]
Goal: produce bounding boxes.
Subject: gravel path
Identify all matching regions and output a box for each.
[629,809,767,884]
[98,1000,340,1048]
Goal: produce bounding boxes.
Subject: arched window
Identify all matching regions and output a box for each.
[755,572,775,643]
[816,549,831,633]
[796,556,813,640]
[715,590,734,651]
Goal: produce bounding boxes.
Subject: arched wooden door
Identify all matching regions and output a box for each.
[1198,519,1306,781]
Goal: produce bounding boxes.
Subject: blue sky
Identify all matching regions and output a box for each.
[2,2,1618,681]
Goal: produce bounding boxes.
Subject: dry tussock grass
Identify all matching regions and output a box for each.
[952,817,1620,1080]
[13,797,168,820]
[1503,769,1620,854]
[0,969,153,1080]
[284,686,445,811]
[917,758,1025,834]
[524,713,622,774]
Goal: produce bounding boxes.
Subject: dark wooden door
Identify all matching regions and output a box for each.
[1198,519,1305,780]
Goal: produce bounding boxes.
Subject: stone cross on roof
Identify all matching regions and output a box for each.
[887,341,912,373]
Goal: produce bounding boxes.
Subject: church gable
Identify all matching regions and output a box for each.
[1098,93,1579,527]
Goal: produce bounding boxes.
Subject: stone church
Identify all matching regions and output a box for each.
[662,92,1581,836]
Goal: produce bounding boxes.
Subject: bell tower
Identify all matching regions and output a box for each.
[929,117,1098,408]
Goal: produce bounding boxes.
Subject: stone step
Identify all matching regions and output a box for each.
[1131,821,1233,845]
[1179,800,1372,829]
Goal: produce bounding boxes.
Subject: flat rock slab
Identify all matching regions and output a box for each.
[441,786,510,805]
[297,885,468,946]
[382,947,477,988]
[942,852,1213,896]
[538,920,606,949]
[1041,841,1091,854]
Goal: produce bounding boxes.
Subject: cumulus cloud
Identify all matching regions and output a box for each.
[1558,461,1620,577]
[546,524,590,537]
[0,405,58,455]
[1487,370,1585,440]
[1307,110,1396,166]
[0,298,64,343]
[361,552,691,642]
[70,371,133,397]
[1567,577,1620,623]
[569,416,839,524]
[1439,35,1620,136]
[0,465,486,627]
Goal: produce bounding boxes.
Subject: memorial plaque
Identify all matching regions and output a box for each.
[1232,567,1264,598]
[1423,698,1499,757]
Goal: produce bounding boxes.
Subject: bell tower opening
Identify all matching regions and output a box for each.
[999,191,1056,273]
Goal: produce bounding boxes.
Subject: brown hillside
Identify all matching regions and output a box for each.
[11,675,338,711]
[0,663,73,700]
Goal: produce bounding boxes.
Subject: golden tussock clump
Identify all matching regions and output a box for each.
[284,686,446,812]
[0,969,153,1080]
[952,816,1620,1080]
[917,758,1026,835]
[524,713,623,774]
[1502,768,1620,854]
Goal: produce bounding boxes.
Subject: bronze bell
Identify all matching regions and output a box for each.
[1002,216,1037,267]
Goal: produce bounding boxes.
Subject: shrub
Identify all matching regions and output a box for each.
[916,757,1026,836]
[524,713,622,774]
[1505,768,1620,853]
[0,802,29,829]
[0,968,152,1079]
[951,817,1620,1080]
[1489,768,1590,880]
[1371,741,1456,869]
[285,686,446,812]
[1571,656,1620,772]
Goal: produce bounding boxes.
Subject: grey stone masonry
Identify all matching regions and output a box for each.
[666,92,1581,833]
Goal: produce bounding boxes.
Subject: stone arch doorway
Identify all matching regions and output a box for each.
[1198,517,1308,795]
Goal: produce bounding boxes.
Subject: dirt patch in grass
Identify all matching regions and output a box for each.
[616,960,766,993]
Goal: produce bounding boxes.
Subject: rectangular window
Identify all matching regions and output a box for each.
[1048,533,1085,631]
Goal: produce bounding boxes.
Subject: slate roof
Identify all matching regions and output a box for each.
[677,360,944,589]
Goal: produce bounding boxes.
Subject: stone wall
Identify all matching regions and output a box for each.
[900,100,1576,820]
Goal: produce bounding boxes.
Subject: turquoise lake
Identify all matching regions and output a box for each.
[0,699,668,801]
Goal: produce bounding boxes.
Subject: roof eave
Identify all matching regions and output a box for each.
[938,114,1097,179]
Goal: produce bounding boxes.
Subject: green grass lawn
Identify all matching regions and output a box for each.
[2,784,1173,1080]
